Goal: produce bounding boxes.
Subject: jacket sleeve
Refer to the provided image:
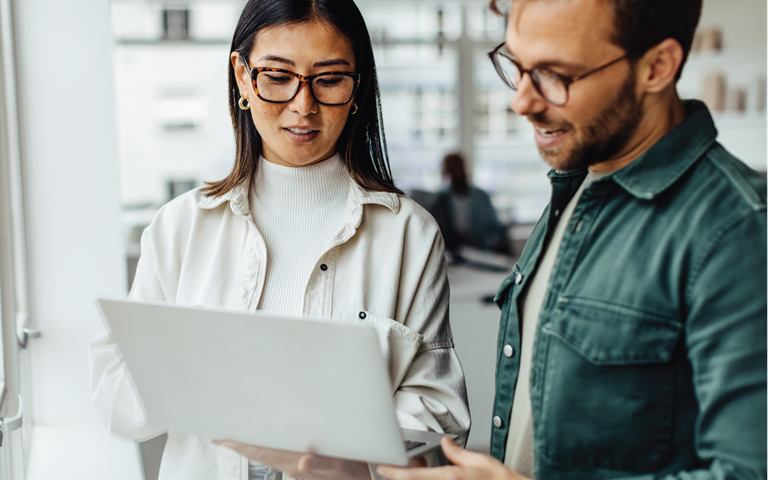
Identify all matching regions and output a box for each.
[617,211,767,480]
[88,214,173,442]
[392,225,472,447]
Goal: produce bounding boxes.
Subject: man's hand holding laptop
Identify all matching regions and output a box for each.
[376,436,529,480]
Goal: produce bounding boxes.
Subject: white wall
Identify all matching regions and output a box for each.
[114,43,236,206]
[12,0,141,477]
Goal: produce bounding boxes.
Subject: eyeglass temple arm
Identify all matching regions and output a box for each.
[240,55,253,75]
[570,54,629,83]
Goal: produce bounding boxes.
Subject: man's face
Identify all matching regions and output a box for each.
[506,0,643,171]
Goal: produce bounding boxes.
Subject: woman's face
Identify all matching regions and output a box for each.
[231,20,357,168]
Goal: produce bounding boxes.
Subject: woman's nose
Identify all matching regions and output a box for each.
[288,82,319,116]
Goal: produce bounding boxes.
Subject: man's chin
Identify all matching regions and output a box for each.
[538,146,587,172]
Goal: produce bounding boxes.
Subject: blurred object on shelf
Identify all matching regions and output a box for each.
[755,76,767,111]
[162,8,190,40]
[167,179,197,201]
[701,73,726,111]
[692,27,723,52]
[726,87,747,112]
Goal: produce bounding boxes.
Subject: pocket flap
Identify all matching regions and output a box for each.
[360,312,423,390]
[541,297,681,365]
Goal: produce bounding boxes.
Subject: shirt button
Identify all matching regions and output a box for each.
[503,345,514,357]
[320,264,328,271]
[514,273,523,284]
[554,209,560,217]
[493,416,503,428]
[359,312,367,320]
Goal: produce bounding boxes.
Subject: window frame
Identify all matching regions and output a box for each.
[0,0,33,475]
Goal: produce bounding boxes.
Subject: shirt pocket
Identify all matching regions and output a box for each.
[537,296,681,472]
[359,311,424,392]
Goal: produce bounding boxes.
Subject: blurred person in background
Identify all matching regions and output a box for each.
[438,153,510,257]
[89,1,470,479]
[379,0,766,479]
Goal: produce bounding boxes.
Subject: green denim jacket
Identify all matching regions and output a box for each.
[491,101,767,480]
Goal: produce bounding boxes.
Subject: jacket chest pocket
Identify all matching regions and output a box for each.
[359,311,423,391]
[537,297,681,472]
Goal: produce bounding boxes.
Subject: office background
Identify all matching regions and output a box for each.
[0,0,762,479]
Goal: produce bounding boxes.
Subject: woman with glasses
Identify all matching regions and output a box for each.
[89,1,470,480]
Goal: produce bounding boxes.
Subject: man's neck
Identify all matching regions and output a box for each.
[591,92,688,173]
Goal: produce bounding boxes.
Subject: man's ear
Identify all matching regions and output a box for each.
[230,51,250,97]
[637,38,685,94]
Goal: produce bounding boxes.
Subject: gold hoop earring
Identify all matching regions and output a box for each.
[350,103,358,115]
[239,96,250,111]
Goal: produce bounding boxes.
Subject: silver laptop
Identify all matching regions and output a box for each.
[95,297,450,466]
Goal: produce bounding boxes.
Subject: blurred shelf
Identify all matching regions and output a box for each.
[712,110,767,126]
[685,46,767,70]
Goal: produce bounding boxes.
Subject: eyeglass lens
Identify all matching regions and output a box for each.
[492,53,568,106]
[256,71,355,105]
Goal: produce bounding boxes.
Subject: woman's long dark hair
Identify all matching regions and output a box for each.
[204,0,402,197]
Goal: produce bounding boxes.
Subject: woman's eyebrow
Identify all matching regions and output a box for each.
[257,55,350,68]
[313,58,351,67]
[259,54,295,66]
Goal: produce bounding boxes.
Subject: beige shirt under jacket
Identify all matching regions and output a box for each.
[505,171,608,477]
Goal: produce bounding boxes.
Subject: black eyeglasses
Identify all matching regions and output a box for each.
[488,42,629,106]
[243,59,361,106]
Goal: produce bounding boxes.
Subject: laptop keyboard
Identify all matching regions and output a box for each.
[404,440,427,451]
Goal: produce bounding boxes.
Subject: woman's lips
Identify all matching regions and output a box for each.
[284,127,319,143]
[534,125,568,149]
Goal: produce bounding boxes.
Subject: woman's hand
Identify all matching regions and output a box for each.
[212,440,372,480]
[376,437,530,480]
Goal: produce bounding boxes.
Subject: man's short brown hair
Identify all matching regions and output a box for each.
[490,0,702,80]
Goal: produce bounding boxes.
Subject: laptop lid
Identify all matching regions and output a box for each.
[96,298,412,466]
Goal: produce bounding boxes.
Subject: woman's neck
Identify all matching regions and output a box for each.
[253,153,347,201]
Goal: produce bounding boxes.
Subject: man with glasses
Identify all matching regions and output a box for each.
[378,0,766,479]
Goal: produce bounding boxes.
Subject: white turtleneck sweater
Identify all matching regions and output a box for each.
[250,154,348,316]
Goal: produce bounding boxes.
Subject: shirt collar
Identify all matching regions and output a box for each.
[610,99,718,200]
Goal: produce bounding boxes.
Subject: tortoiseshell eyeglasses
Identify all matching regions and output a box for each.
[244,60,361,106]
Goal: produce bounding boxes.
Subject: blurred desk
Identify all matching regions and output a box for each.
[448,262,512,453]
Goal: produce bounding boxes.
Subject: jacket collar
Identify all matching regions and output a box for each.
[341,181,400,230]
[195,173,400,222]
[197,183,251,216]
[545,100,718,200]
[610,100,718,200]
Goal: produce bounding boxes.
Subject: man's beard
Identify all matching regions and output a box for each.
[530,70,643,172]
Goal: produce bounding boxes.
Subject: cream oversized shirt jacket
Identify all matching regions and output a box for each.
[89,179,471,480]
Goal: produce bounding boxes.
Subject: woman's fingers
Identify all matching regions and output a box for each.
[439,437,500,468]
[298,453,372,480]
[212,440,302,467]
[213,440,371,480]
[298,453,338,471]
